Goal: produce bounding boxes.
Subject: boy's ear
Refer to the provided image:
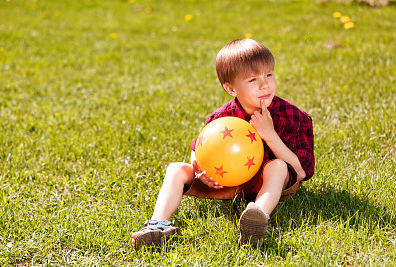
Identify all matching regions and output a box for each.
[223,82,237,97]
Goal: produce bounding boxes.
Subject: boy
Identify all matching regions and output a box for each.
[132,38,315,249]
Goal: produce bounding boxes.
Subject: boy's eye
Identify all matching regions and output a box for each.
[248,78,256,82]
[266,73,273,77]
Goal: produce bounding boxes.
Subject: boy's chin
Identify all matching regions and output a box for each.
[262,98,273,108]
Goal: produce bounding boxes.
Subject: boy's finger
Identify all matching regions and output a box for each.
[260,99,267,113]
[213,184,223,189]
[209,181,222,188]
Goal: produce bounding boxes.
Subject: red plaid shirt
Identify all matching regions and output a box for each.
[191,96,315,180]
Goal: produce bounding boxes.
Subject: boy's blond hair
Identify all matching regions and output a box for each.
[215,39,275,85]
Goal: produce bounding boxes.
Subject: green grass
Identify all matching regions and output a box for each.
[1,0,395,265]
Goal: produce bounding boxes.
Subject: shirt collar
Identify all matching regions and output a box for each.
[234,98,251,121]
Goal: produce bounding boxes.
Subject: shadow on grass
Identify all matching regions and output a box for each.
[281,186,395,228]
[259,185,395,256]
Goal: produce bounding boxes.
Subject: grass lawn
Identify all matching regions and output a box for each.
[1,0,395,265]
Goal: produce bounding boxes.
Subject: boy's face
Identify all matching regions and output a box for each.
[223,69,277,115]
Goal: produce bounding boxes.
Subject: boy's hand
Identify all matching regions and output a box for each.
[192,160,223,189]
[250,99,277,141]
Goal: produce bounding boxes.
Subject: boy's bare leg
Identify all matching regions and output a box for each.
[253,159,289,214]
[151,162,195,220]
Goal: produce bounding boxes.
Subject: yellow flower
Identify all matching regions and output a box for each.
[109,33,119,38]
[54,10,60,17]
[0,47,4,52]
[333,12,341,18]
[245,33,252,39]
[145,7,152,13]
[340,16,350,24]
[128,0,136,3]
[184,14,193,22]
[344,21,355,29]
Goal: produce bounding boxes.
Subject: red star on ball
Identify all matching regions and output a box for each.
[246,130,257,143]
[214,165,228,177]
[220,126,234,139]
[197,134,205,146]
[244,156,256,170]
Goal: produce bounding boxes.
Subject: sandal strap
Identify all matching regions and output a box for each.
[144,220,172,226]
[141,220,175,231]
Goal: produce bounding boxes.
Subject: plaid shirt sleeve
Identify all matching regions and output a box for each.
[271,97,315,180]
[292,114,315,180]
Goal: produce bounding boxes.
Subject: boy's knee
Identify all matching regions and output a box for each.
[165,162,194,183]
[264,159,288,177]
[266,159,287,170]
[166,162,190,174]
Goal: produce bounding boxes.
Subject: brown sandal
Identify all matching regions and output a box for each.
[238,208,269,246]
[134,220,180,250]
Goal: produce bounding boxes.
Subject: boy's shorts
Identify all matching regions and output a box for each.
[184,159,302,201]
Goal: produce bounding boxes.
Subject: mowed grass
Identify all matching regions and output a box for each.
[1,0,395,265]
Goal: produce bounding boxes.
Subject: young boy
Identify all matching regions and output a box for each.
[132,38,315,249]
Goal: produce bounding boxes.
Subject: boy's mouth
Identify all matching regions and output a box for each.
[259,94,271,100]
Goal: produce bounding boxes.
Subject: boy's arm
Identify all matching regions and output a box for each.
[264,134,306,180]
[250,100,307,180]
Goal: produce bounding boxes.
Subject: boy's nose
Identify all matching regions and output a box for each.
[259,79,269,90]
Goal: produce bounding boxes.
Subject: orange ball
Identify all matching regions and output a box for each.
[195,117,264,187]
